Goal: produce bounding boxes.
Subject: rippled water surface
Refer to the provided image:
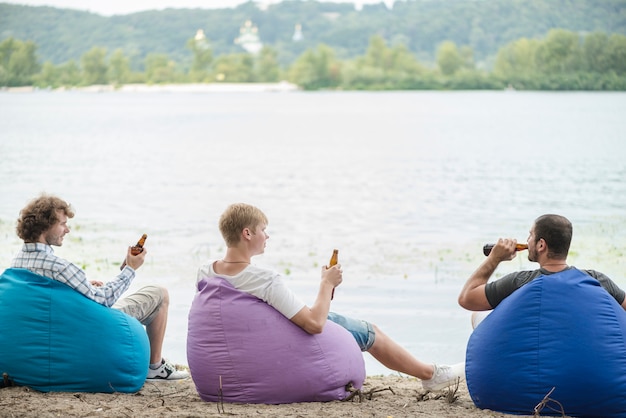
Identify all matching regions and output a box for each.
[1,90,625,374]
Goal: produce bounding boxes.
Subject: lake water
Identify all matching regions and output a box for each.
[1,89,625,376]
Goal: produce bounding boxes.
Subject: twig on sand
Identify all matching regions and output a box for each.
[213,375,235,415]
[533,387,565,417]
[217,375,225,414]
[1,373,15,388]
[143,383,188,396]
[416,377,460,404]
[444,378,460,403]
[343,382,395,402]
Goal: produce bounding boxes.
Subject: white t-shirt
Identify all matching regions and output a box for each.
[197,262,306,319]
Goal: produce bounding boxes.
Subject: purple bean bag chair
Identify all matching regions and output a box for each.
[187,276,366,404]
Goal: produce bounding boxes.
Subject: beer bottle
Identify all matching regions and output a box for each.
[120,234,148,270]
[483,242,528,256]
[329,249,338,300]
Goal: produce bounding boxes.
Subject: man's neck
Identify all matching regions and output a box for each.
[540,259,568,273]
[223,248,251,264]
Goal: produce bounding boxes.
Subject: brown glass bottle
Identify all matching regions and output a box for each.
[483,242,528,256]
[329,249,338,300]
[120,234,147,270]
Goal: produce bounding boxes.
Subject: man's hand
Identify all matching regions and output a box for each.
[490,238,520,262]
[458,238,519,311]
[125,246,147,270]
[322,263,343,289]
[290,263,344,335]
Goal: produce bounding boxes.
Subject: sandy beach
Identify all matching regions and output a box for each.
[2,82,300,94]
[0,373,546,418]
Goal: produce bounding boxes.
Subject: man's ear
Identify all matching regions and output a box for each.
[537,238,547,252]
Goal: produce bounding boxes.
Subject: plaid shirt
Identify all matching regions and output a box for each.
[11,242,135,307]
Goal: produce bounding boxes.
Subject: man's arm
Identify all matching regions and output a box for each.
[59,247,145,307]
[290,265,342,334]
[458,239,517,311]
[458,257,498,311]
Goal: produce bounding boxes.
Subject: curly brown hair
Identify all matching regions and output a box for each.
[16,194,75,243]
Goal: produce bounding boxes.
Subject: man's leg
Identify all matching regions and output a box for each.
[114,286,188,380]
[328,312,464,390]
[113,285,167,364]
[367,324,435,380]
[144,290,168,364]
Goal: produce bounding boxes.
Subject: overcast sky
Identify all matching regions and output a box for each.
[4,0,395,15]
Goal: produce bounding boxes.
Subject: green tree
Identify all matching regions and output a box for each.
[535,29,581,74]
[493,38,539,77]
[57,60,81,86]
[213,53,254,82]
[186,30,213,82]
[363,35,390,69]
[108,49,130,87]
[34,61,58,87]
[145,53,176,83]
[581,32,610,73]
[459,46,475,70]
[368,35,424,72]
[81,47,108,85]
[607,34,626,75]
[0,38,40,86]
[437,41,463,76]
[343,35,427,89]
[255,46,281,82]
[288,44,341,90]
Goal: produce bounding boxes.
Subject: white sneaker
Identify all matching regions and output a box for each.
[146,359,190,380]
[421,362,465,391]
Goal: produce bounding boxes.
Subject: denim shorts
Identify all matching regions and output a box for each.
[328,312,375,351]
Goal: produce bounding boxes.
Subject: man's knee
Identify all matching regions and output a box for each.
[138,285,168,305]
[119,285,169,325]
[157,286,169,305]
[471,311,491,329]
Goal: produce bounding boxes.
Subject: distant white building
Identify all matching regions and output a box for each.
[194,29,209,50]
[234,20,263,54]
[195,29,206,42]
[292,23,303,42]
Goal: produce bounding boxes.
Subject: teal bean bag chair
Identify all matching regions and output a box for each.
[0,268,149,393]
[466,268,626,417]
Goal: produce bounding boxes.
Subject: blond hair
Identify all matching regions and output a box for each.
[219,203,268,247]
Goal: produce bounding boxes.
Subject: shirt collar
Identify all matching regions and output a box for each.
[23,242,54,254]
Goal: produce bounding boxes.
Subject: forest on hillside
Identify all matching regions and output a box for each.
[2,0,625,68]
[1,0,626,90]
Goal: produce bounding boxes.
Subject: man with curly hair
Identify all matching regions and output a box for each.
[11,194,188,381]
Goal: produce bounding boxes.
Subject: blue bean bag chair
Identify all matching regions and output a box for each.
[187,276,366,404]
[0,268,150,393]
[466,268,626,417]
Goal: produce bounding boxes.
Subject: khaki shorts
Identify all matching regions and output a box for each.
[113,285,165,326]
